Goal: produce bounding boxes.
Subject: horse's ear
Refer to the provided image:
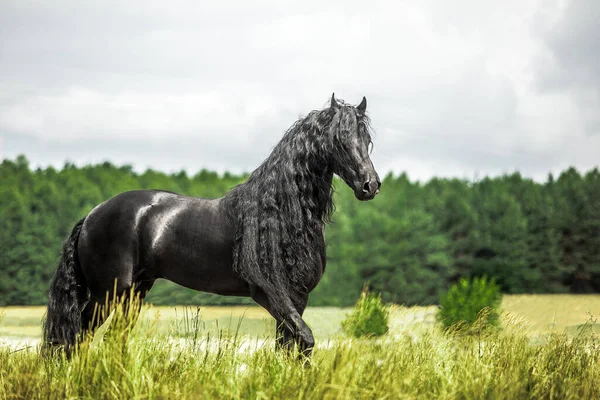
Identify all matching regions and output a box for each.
[357,96,367,113]
[330,93,340,109]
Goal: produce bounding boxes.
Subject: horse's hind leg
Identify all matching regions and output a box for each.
[79,292,127,341]
[80,296,109,340]
[80,279,155,342]
[117,279,155,331]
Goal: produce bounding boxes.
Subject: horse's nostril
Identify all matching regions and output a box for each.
[362,182,370,194]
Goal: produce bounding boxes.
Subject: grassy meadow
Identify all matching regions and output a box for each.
[1,295,599,399]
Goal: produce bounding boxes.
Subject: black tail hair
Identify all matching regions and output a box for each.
[42,217,88,354]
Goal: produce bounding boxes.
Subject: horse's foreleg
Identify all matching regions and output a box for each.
[251,286,314,358]
[276,296,309,353]
[276,324,294,351]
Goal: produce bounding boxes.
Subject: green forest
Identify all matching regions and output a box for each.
[1,154,599,307]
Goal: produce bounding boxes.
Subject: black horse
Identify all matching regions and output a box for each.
[43,93,380,358]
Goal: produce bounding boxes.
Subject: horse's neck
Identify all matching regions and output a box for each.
[226,132,334,223]
[254,160,333,223]
[299,167,334,221]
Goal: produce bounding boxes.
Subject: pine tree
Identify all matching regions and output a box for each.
[471,178,529,293]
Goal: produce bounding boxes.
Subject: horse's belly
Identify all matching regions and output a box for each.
[157,256,251,297]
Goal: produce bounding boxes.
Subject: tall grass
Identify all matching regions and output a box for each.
[1,300,598,399]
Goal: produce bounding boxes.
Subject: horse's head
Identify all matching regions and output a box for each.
[327,93,381,201]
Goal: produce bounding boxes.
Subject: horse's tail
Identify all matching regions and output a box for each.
[42,217,88,354]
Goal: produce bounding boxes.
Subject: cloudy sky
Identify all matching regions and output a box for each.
[1,0,598,182]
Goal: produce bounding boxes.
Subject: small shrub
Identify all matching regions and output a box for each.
[342,287,389,338]
[437,275,502,331]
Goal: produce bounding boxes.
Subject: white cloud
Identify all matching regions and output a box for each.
[0,86,284,142]
[0,0,598,180]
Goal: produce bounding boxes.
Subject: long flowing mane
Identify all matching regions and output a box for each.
[223,100,372,304]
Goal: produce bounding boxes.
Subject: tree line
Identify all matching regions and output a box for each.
[1,154,599,307]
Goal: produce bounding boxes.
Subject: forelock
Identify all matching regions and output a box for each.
[329,104,373,144]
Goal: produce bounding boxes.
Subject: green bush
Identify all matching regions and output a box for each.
[437,275,503,330]
[342,287,389,338]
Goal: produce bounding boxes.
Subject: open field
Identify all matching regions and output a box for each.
[1,295,599,399]
[500,294,600,335]
[1,294,599,344]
